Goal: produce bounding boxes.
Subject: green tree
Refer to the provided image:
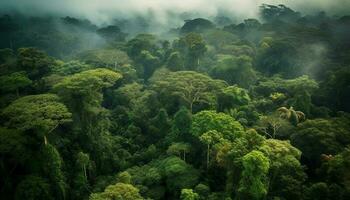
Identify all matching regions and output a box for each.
[138,50,160,80]
[73,152,91,199]
[199,130,223,169]
[53,68,122,173]
[40,144,66,200]
[0,71,32,96]
[89,183,143,200]
[217,85,251,111]
[210,55,256,88]
[238,150,270,200]
[151,71,226,112]
[2,94,71,145]
[191,110,244,141]
[291,117,350,168]
[170,107,192,142]
[259,139,306,200]
[181,189,200,200]
[167,142,191,161]
[277,106,305,125]
[158,156,199,195]
[15,175,53,200]
[166,51,184,71]
[176,33,207,70]
[53,68,121,131]
[17,47,54,80]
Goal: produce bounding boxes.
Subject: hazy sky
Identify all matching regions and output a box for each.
[1,0,349,25]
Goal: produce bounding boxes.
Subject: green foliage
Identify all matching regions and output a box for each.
[76,49,132,68]
[191,110,244,140]
[151,71,226,112]
[211,55,257,88]
[175,33,207,70]
[181,188,200,200]
[15,175,53,200]
[259,139,306,200]
[217,85,251,111]
[2,94,71,136]
[17,47,54,79]
[40,144,66,200]
[117,171,132,184]
[0,71,32,95]
[291,117,350,167]
[166,51,184,71]
[238,150,270,200]
[89,183,143,200]
[52,60,92,75]
[1,6,350,200]
[158,156,199,194]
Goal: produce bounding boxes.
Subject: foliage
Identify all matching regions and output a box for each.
[89,183,143,200]
[1,4,350,200]
[238,150,270,200]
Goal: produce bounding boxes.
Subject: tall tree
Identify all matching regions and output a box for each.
[2,94,71,145]
[151,71,226,112]
[238,150,270,200]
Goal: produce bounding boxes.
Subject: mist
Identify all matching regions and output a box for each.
[1,0,350,30]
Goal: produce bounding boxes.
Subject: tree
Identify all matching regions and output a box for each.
[0,71,32,96]
[15,175,53,200]
[170,107,192,142]
[181,189,200,200]
[203,30,239,50]
[260,4,300,22]
[255,38,298,77]
[256,113,292,139]
[175,33,207,70]
[96,25,127,41]
[291,117,350,168]
[126,34,158,60]
[17,47,54,80]
[138,50,160,80]
[89,183,143,200]
[167,142,191,161]
[238,150,270,200]
[259,139,306,200]
[277,106,305,125]
[40,144,66,200]
[191,110,244,141]
[2,94,71,145]
[53,68,121,126]
[158,156,199,195]
[76,49,132,69]
[117,171,132,184]
[73,152,91,199]
[210,55,257,88]
[51,60,92,76]
[53,68,122,173]
[199,130,223,169]
[217,85,251,111]
[180,18,215,34]
[151,71,226,112]
[166,51,184,71]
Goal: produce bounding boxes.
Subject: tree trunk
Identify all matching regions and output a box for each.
[44,135,48,146]
[207,144,210,169]
[83,164,87,180]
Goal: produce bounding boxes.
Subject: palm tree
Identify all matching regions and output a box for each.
[277,106,305,125]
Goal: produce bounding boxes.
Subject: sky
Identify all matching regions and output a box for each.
[1,0,349,26]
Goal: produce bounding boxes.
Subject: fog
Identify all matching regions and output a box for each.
[1,0,350,28]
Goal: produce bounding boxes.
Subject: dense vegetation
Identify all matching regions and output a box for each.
[1,3,350,200]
